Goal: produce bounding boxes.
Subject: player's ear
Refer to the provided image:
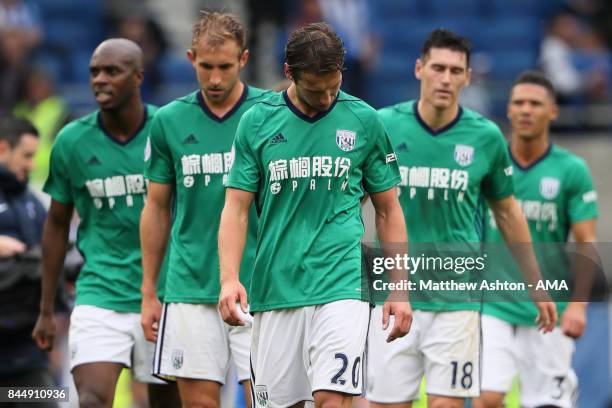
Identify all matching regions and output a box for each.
[239,48,249,69]
[414,59,422,80]
[187,48,196,65]
[0,139,11,160]
[507,88,514,118]
[133,67,144,87]
[465,67,472,87]
[284,63,293,82]
[549,101,559,121]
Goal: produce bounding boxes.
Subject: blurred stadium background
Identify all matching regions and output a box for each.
[1,0,610,406]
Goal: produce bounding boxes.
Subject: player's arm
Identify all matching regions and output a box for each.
[32,199,74,350]
[488,195,557,332]
[370,188,413,342]
[140,181,172,342]
[218,188,253,326]
[562,219,597,338]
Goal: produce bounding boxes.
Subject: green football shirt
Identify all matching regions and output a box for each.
[44,105,158,313]
[483,144,598,325]
[379,100,514,311]
[227,90,401,312]
[145,86,271,304]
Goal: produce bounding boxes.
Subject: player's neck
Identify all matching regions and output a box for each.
[99,99,145,143]
[201,81,245,118]
[417,99,459,131]
[286,84,317,117]
[510,133,550,167]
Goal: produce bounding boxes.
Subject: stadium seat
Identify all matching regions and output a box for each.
[376,52,415,79]
[159,53,196,84]
[44,19,103,53]
[367,75,415,109]
[69,51,95,84]
[489,0,562,17]
[377,17,432,51]
[29,0,104,93]
[31,51,64,84]
[421,16,478,39]
[376,0,421,17]
[44,20,85,48]
[473,17,542,52]
[426,0,486,16]
[487,50,538,80]
[36,0,103,21]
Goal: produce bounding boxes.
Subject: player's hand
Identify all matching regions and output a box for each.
[32,313,56,351]
[561,303,587,339]
[535,301,557,333]
[382,300,413,342]
[141,294,162,342]
[219,279,248,326]
[0,235,26,258]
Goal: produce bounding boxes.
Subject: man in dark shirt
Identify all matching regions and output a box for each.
[0,115,54,406]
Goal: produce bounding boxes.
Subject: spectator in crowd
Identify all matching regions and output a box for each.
[111,14,169,101]
[540,13,609,104]
[0,0,42,113]
[460,52,493,116]
[574,27,610,102]
[0,0,41,51]
[319,0,379,99]
[14,68,70,186]
[561,0,612,49]
[247,0,287,86]
[288,0,322,30]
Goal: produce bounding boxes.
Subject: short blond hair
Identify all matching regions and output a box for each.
[191,11,246,53]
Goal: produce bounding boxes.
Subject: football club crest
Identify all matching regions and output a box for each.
[171,349,184,369]
[255,385,269,407]
[539,177,560,200]
[336,130,356,152]
[454,144,474,167]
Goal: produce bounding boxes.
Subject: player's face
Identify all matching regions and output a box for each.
[508,83,558,140]
[292,70,342,113]
[188,39,248,105]
[415,48,471,111]
[89,51,142,111]
[0,134,38,182]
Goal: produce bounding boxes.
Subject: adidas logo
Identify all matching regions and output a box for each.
[182,134,198,144]
[87,155,101,165]
[269,133,287,145]
[396,142,409,152]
